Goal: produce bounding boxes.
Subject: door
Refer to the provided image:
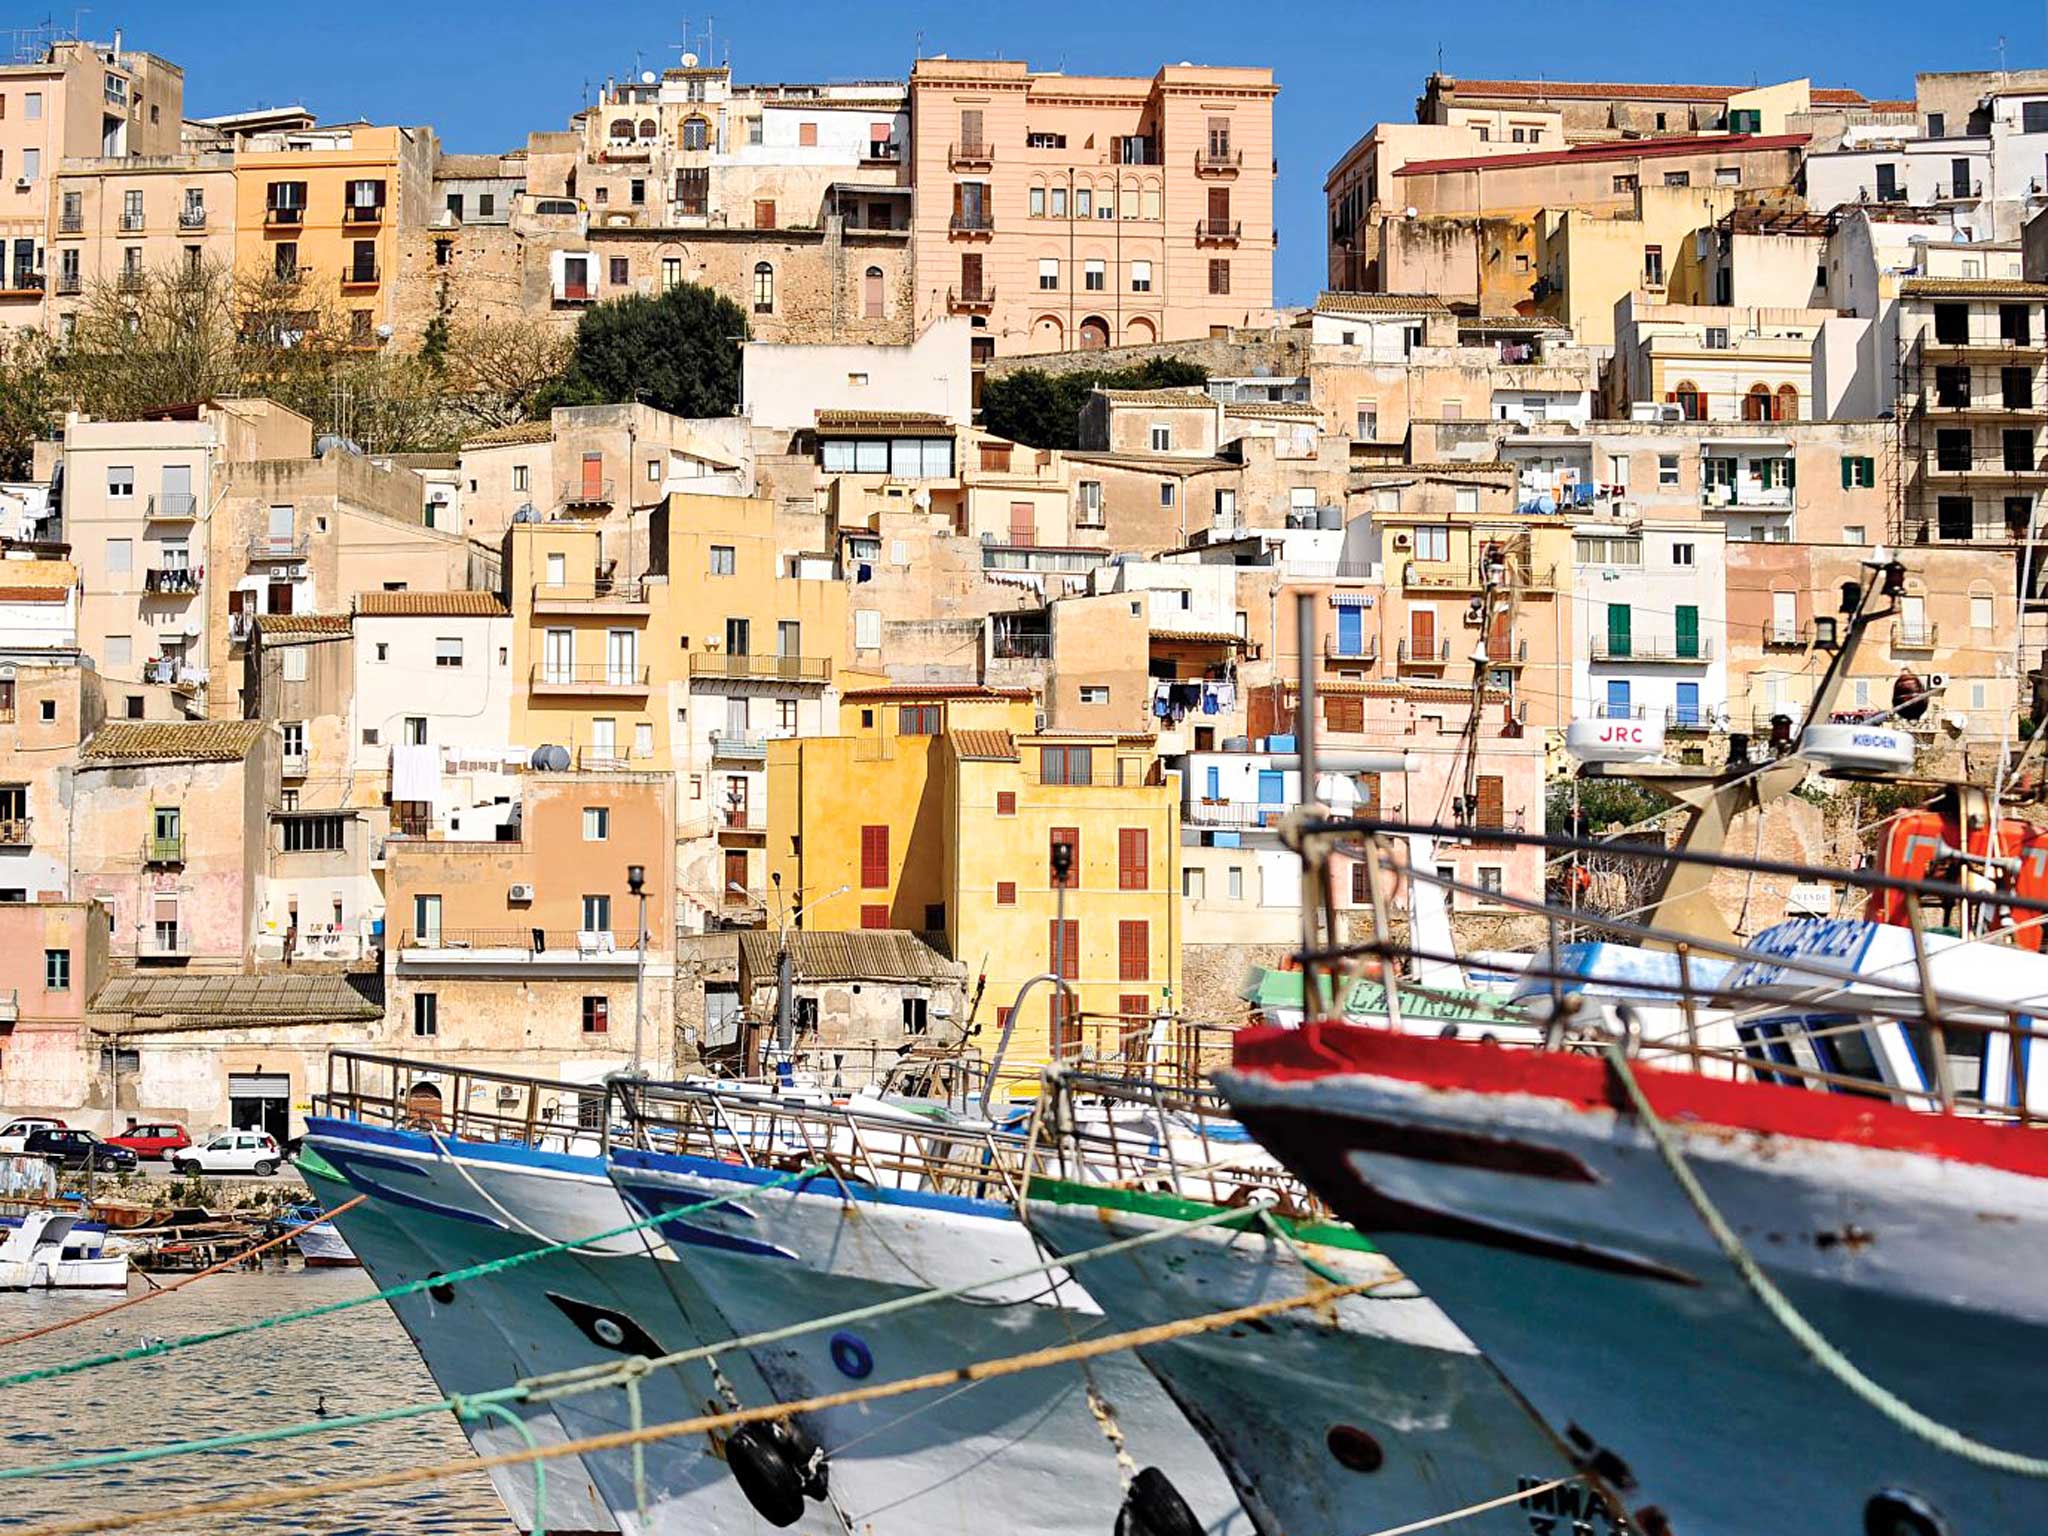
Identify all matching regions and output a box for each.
[961,252,984,301]
[1676,681,1701,727]
[1009,501,1035,547]
[161,463,192,517]
[1902,594,1926,644]
[725,617,750,656]
[580,454,604,500]
[413,893,442,946]
[724,848,750,904]
[1606,679,1632,719]
[606,628,637,686]
[1409,607,1435,660]
[1772,590,1797,644]
[1675,604,1699,659]
[589,718,616,763]
[777,620,800,660]
[267,504,294,549]
[1257,769,1285,815]
[267,581,293,615]
[960,109,983,153]
[1206,186,1230,232]
[1605,603,1631,659]
[545,628,573,683]
[545,552,566,586]
[227,1074,290,1141]
[1336,606,1364,657]
[1204,765,1220,800]
[726,775,750,828]
[725,695,749,738]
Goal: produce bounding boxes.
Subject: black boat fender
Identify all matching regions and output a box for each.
[726,1420,830,1527]
[1114,1466,1203,1536]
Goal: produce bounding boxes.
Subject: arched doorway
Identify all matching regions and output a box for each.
[1674,381,1701,420]
[404,1080,445,1130]
[1079,315,1110,349]
[1742,384,1774,422]
[1125,316,1157,345]
[1776,383,1800,421]
[1033,314,1064,349]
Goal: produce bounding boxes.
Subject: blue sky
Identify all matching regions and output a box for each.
[128,0,2047,303]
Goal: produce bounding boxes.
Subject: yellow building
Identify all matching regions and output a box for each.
[767,684,1182,1075]
[231,124,434,344]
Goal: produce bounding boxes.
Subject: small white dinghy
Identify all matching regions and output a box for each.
[0,1209,131,1290]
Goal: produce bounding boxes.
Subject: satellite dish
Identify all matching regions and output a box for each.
[641,70,656,84]
[531,744,572,771]
[681,51,699,67]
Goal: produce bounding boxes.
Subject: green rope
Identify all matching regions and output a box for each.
[1254,1209,1355,1287]
[1603,1041,2048,1479]
[0,1162,826,1392]
[460,1398,546,1536]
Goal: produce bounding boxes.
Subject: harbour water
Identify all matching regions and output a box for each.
[0,1264,509,1534]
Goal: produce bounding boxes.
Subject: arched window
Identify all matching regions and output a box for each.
[638,117,658,140]
[862,266,884,320]
[1776,383,1800,422]
[753,262,774,314]
[609,119,634,142]
[682,116,709,151]
[1743,384,1774,422]
[1079,315,1110,350]
[1674,381,1702,420]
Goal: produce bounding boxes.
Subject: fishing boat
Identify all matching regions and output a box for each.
[606,1077,1258,1536]
[0,1209,130,1290]
[283,1203,359,1267]
[1021,1074,1615,1536]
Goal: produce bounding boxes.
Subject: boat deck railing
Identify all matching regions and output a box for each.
[314,1050,615,1155]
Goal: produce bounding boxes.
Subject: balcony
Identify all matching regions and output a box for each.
[141,932,189,960]
[529,578,649,615]
[1922,330,2047,358]
[1186,800,1291,832]
[947,284,996,314]
[340,263,381,288]
[147,493,198,522]
[948,211,995,236]
[54,273,81,296]
[1665,707,1721,733]
[991,631,1053,661]
[1762,621,1812,648]
[1194,218,1242,243]
[0,270,43,297]
[143,567,201,596]
[145,834,185,866]
[708,731,770,763]
[280,751,308,778]
[717,805,767,835]
[1486,637,1531,665]
[599,142,653,162]
[0,990,15,1025]
[1397,638,1451,664]
[57,212,83,234]
[862,142,902,165]
[1403,557,1558,592]
[1323,634,1380,664]
[1892,622,1939,650]
[577,747,656,772]
[561,478,614,510]
[396,929,645,971]
[557,283,595,305]
[687,652,832,686]
[1589,638,1714,663]
[1701,482,1794,510]
[0,818,28,847]
[948,141,994,169]
[528,663,651,697]
[229,612,254,646]
[1936,179,1984,201]
[265,205,305,227]
[1195,149,1243,175]
[343,203,384,225]
[1927,454,2048,483]
[119,211,144,232]
[179,207,207,230]
[248,534,310,561]
[1591,702,1647,720]
[116,269,144,292]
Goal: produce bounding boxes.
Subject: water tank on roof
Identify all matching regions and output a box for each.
[531,743,572,772]
[1317,505,1343,531]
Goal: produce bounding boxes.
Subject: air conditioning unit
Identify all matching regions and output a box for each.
[1926,672,1950,691]
[508,882,536,903]
[11,178,28,192]
[1392,533,1412,549]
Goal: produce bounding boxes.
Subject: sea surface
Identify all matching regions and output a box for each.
[0,1263,511,1534]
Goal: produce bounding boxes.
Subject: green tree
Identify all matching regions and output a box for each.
[0,329,60,481]
[980,357,1209,450]
[542,282,748,419]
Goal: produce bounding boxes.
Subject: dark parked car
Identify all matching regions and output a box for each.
[24,1127,137,1172]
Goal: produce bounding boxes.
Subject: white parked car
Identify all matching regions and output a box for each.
[0,1117,66,1155]
[173,1130,283,1177]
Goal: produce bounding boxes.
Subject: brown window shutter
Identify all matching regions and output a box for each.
[1325,695,1363,733]
[860,824,889,887]
[1118,827,1148,889]
[1118,920,1149,980]
[995,790,1016,816]
[1119,993,1150,1019]
[1350,858,1369,905]
[996,881,1017,905]
[860,903,888,929]
[1476,775,1504,830]
[1357,772,1380,816]
[1049,919,1079,978]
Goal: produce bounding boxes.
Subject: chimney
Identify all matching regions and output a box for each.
[111,28,123,61]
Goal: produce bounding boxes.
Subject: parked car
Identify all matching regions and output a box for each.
[173,1130,282,1177]
[23,1127,137,1173]
[0,1117,67,1155]
[106,1122,193,1161]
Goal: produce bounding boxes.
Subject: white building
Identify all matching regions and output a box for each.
[741,318,974,429]
[1572,518,1728,733]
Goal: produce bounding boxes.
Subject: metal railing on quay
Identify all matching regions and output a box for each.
[399,927,645,953]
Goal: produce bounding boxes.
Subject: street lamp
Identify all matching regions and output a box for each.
[627,863,647,1077]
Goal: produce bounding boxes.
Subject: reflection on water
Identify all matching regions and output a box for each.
[0,1265,510,1534]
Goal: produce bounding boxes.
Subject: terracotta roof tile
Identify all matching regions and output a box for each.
[1441,78,1870,106]
[0,587,68,603]
[841,683,1034,702]
[814,410,955,433]
[1094,389,1219,409]
[81,721,266,765]
[255,613,351,636]
[90,970,383,1023]
[461,421,554,448]
[1316,291,1453,317]
[1900,276,2048,299]
[1360,460,1515,476]
[1397,132,1808,178]
[1223,400,1322,419]
[1151,627,1252,647]
[356,591,510,617]
[949,728,1017,761]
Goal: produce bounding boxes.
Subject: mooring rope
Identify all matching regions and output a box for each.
[1604,1041,2048,1478]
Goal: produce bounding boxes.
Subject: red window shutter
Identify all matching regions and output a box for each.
[1118,920,1149,981]
[1476,775,1505,831]
[996,1005,1012,1034]
[1119,993,1150,1019]
[1048,919,1079,979]
[1325,695,1363,733]
[860,824,889,888]
[860,903,889,930]
[1050,827,1079,887]
[1357,772,1381,816]
[1118,827,1148,890]
[996,790,1017,816]
[996,881,1017,906]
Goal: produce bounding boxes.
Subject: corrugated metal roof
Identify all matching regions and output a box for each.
[356,591,510,617]
[90,970,384,1024]
[737,929,957,984]
[950,728,1017,761]
[81,721,265,765]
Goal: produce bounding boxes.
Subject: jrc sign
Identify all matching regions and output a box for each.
[1564,715,1666,764]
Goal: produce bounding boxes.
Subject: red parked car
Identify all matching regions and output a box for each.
[106,1121,193,1161]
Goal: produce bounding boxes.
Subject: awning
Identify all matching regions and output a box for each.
[1329,592,1375,607]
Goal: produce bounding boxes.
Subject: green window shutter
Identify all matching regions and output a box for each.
[1786,457,1796,488]
[1841,456,1853,489]
[1676,605,1699,658]
[1862,456,1876,486]
[1607,603,1632,658]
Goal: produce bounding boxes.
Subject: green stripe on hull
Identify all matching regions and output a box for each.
[1024,1175,1376,1254]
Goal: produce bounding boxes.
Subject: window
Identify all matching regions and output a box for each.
[1671,542,1695,567]
[855,609,882,649]
[1844,525,1866,546]
[1149,425,1172,452]
[280,814,346,853]
[1079,685,1109,705]
[1182,867,1205,899]
[1227,866,1243,901]
[582,996,610,1034]
[1131,259,1152,293]
[1412,526,1450,561]
[1657,453,1681,488]
[1048,920,1080,979]
[1973,594,1995,629]
[902,997,930,1036]
[860,824,890,888]
[44,949,69,991]
[583,807,609,842]
[753,262,774,313]
[1038,257,1059,291]
[1040,745,1093,785]
[2026,101,2048,134]
[107,465,135,499]
[995,791,1017,817]
[1208,259,1230,295]
[898,704,941,735]
[1704,326,1730,350]
[1476,867,1505,900]
[1662,171,1690,188]
[1049,827,1080,886]
[279,646,308,683]
[1118,827,1149,890]
[433,636,463,669]
[1643,245,1664,285]
[860,903,888,930]
[862,266,884,319]
[709,544,735,576]
[413,993,438,1037]
[1050,186,1067,217]
[1118,921,1150,981]
[1030,186,1046,218]
[581,894,611,934]
[1084,259,1104,292]
[403,716,427,746]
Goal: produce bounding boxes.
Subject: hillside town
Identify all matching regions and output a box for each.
[1,28,2044,1141]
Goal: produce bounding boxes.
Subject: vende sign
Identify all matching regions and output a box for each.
[1564,715,1666,763]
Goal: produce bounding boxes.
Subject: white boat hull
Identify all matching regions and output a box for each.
[1221,1030,2048,1536]
[290,1220,358,1267]
[1025,1196,1590,1536]
[609,1148,1254,1535]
